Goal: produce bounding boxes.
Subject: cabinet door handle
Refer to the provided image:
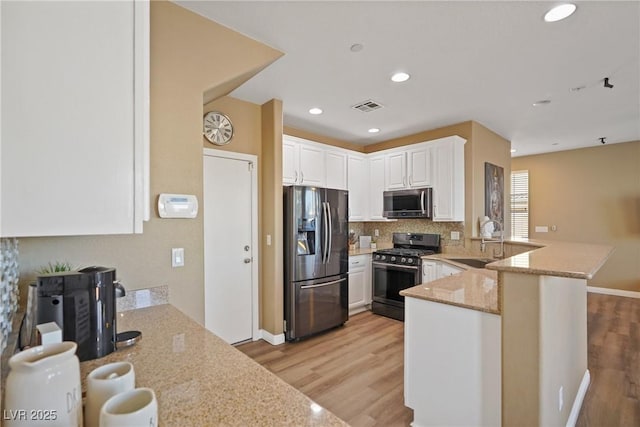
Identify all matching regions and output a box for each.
[294,170,298,183]
[301,171,304,183]
[403,176,406,186]
[409,175,413,186]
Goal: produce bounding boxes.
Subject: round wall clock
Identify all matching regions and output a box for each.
[203,111,234,145]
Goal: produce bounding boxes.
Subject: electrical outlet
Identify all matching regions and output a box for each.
[374,229,380,237]
[535,226,549,233]
[559,386,564,412]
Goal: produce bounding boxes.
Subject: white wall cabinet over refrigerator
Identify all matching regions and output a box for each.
[432,136,465,222]
[325,149,348,191]
[1,1,150,237]
[283,136,326,187]
[348,254,372,315]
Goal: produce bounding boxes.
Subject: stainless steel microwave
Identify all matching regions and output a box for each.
[382,188,432,219]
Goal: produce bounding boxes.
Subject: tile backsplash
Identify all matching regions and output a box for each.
[349,220,465,249]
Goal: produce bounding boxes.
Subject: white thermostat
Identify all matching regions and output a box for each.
[158,194,198,219]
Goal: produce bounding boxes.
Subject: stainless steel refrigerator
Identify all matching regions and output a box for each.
[284,185,349,341]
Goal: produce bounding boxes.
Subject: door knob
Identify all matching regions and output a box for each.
[244,245,250,251]
[243,258,251,264]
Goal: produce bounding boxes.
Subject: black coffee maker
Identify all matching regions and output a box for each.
[36,266,125,361]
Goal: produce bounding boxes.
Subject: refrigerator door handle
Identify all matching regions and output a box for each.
[326,202,333,264]
[300,278,346,289]
[322,202,329,264]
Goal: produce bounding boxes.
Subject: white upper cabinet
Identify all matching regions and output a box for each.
[347,154,368,221]
[282,138,299,185]
[298,143,325,186]
[1,1,150,237]
[325,150,348,190]
[386,151,407,190]
[368,155,387,220]
[282,135,326,187]
[407,147,432,188]
[385,145,431,190]
[281,135,464,223]
[432,136,465,222]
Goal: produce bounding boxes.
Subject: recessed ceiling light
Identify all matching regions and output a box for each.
[350,43,364,53]
[391,72,410,83]
[544,3,577,22]
[308,107,323,115]
[533,99,551,106]
[510,149,517,153]
[368,128,380,133]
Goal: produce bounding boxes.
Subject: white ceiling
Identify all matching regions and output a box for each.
[176,1,640,157]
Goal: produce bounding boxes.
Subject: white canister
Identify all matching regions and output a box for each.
[99,388,158,427]
[4,341,82,427]
[84,362,135,427]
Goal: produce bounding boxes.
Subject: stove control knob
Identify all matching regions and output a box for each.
[407,258,413,264]
[390,256,396,262]
[401,257,407,263]
[380,255,386,261]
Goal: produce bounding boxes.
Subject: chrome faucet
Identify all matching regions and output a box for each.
[480,219,504,259]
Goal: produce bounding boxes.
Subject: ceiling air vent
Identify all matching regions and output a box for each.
[351,99,384,113]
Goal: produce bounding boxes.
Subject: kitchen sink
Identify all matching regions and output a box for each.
[448,258,496,269]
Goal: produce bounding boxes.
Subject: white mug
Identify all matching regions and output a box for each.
[99,388,158,427]
[85,362,135,427]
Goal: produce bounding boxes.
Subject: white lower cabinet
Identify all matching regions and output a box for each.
[348,254,371,315]
[422,260,464,283]
[422,260,438,283]
[439,262,464,277]
[405,296,501,426]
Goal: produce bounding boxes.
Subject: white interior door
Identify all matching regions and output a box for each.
[203,152,256,344]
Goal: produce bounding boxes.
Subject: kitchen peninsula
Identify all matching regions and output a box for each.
[79,305,347,426]
[401,238,613,427]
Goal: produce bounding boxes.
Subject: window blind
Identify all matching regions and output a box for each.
[511,170,529,238]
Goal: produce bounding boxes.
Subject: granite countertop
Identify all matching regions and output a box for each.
[79,305,347,427]
[400,260,499,315]
[485,240,614,279]
[400,239,613,314]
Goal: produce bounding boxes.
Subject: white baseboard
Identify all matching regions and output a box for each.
[258,329,285,345]
[587,286,640,299]
[566,369,590,427]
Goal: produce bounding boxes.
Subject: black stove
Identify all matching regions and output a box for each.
[371,233,441,321]
[373,248,436,265]
[373,233,440,265]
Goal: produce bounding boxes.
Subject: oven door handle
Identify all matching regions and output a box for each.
[372,262,420,271]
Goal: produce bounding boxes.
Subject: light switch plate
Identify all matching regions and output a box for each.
[535,226,549,233]
[172,248,185,267]
[450,231,460,240]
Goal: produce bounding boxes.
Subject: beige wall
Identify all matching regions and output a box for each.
[469,122,512,238]
[16,1,283,324]
[261,100,284,334]
[501,272,587,426]
[512,141,640,291]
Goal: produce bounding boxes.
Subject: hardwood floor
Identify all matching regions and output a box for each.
[237,311,412,426]
[577,293,640,426]
[238,294,640,427]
